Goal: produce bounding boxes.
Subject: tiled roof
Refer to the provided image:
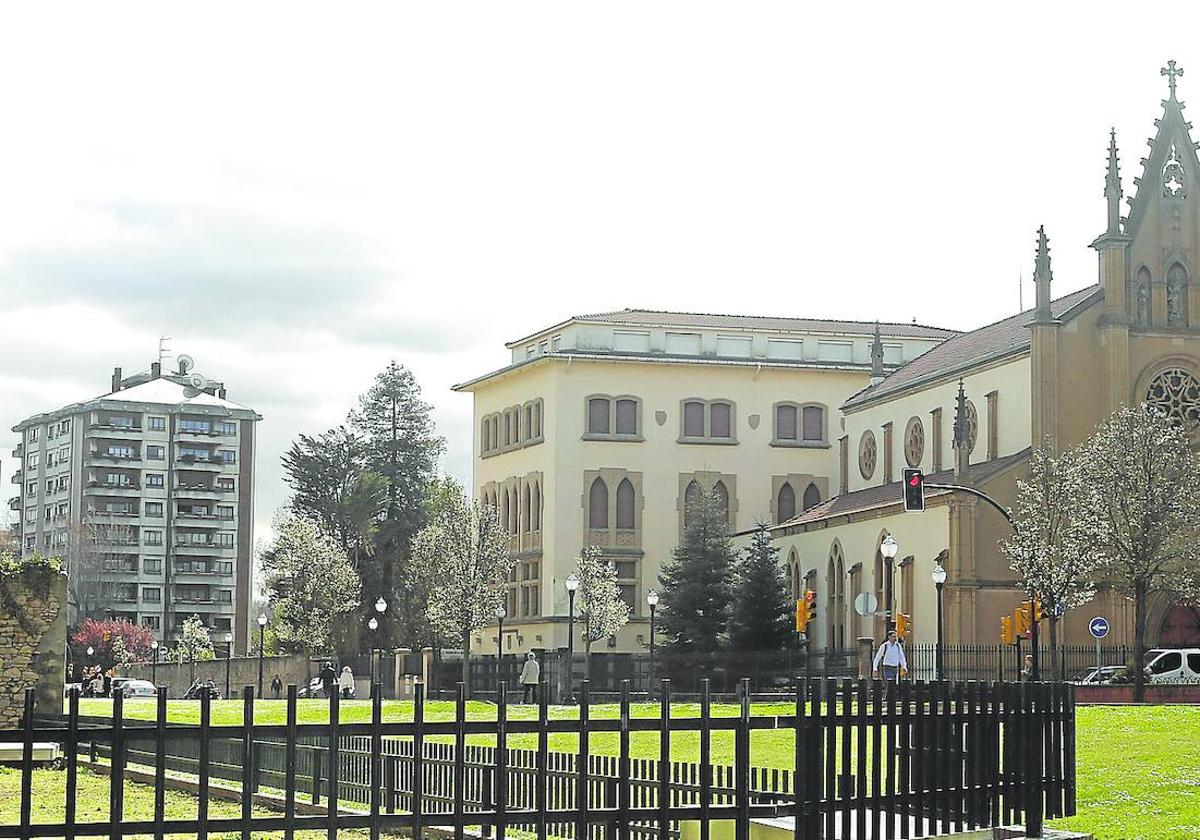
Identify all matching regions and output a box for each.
[772,449,1031,531]
[13,377,260,430]
[843,286,1101,410]
[571,309,961,340]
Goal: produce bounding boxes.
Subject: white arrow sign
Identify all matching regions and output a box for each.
[1089,616,1109,639]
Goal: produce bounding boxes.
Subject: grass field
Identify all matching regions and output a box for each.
[37,699,1200,838]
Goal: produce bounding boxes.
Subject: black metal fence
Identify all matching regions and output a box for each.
[3,676,1075,839]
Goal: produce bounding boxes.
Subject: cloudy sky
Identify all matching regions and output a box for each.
[1,2,1196,551]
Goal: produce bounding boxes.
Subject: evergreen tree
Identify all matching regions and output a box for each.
[727,522,792,651]
[657,487,736,652]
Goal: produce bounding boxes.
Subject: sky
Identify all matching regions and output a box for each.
[2,2,1198,556]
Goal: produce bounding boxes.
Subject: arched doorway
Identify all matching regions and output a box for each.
[1159,604,1200,646]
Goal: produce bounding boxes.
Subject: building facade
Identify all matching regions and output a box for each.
[454,312,956,654]
[9,360,261,652]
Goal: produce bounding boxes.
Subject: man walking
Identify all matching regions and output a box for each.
[320,661,337,699]
[872,629,908,683]
[519,652,540,704]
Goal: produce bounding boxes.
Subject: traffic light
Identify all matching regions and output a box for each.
[795,590,817,634]
[902,468,925,512]
[1001,615,1014,645]
[1014,604,1031,637]
[1031,599,1044,624]
[896,613,911,638]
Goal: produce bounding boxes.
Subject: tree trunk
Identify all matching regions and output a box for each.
[461,627,472,699]
[1049,615,1060,681]
[1133,579,1149,702]
[585,636,592,689]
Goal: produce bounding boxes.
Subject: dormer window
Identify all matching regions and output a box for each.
[665,331,702,354]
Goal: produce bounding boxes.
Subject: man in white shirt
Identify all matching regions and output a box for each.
[872,629,908,682]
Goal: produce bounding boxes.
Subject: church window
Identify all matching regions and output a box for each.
[713,481,731,525]
[682,479,701,528]
[1136,267,1152,326]
[963,400,979,454]
[1146,367,1200,430]
[1167,264,1188,327]
[775,404,798,441]
[904,416,925,467]
[710,402,732,438]
[588,398,611,435]
[588,478,608,529]
[615,399,639,435]
[616,479,636,530]
[802,405,826,442]
[803,482,822,511]
[777,482,796,524]
[683,401,705,437]
[858,430,877,480]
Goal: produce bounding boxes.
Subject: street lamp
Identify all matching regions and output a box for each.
[224,633,234,699]
[368,617,379,697]
[564,574,579,704]
[931,563,948,681]
[880,534,899,631]
[495,604,507,697]
[646,589,659,697]
[150,639,159,687]
[256,614,268,699]
[373,597,388,698]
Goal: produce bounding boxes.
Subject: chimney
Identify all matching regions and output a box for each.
[151,361,162,379]
[111,367,122,393]
[218,387,227,400]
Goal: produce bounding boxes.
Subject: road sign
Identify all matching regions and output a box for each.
[1088,616,1109,639]
[1052,602,1066,619]
[853,591,879,617]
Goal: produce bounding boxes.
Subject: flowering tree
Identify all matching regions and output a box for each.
[1001,442,1099,678]
[174,615,214,667]
[573,546,630,676]
[260,514,362,655]
[1075,405,1200,700]
[410,490,512,696]
[70,618,155,672]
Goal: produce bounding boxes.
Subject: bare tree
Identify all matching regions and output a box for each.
[410,491,512,697]
[60,522,139,625]
[573,546,630,680]
[1001,442,1099,679]
[1076,405,1200,700]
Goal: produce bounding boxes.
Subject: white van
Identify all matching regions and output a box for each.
[1144,648,1200,683]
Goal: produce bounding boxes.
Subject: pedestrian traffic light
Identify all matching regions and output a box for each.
[1001,615,1014,645]
[1014,604,1031,637]
[896,613,911,638]
[902,468,925,512]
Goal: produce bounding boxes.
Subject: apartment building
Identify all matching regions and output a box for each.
[9,360,261,651]
[453,309,957,654]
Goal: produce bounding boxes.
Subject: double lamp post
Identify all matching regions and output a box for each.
[879,533,949,682]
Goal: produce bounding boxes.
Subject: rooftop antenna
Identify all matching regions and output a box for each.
[158,336,173,365]
[1019,271,1024,312]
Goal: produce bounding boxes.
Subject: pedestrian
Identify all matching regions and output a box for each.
[872,629,908,683]
[271,674,283,699]
[1021,654,1035,682]
[89,670,105,698]
[320,661,336,699]
[339,665,355,699]
[519,652,540,704]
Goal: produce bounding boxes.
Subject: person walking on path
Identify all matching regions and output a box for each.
[320,661,337,699]
[519,652,540,704]
[1021,654,1035,682]
[872,629,908,683]
[339,665,355,699]
[271,674,283,699]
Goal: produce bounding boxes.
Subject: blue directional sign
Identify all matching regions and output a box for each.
[1089,616,1110,639]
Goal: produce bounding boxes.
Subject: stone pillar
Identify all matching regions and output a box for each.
[857,636,875,679]
[0,572,67,726]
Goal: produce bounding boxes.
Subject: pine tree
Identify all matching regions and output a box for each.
[727,522,792,651]
[657,487,736,652]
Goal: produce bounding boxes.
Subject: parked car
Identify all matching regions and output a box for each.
[110,677,131,698]
[1144,648,1200,684]
[1070,666,1127,685]
[120,679,159,698]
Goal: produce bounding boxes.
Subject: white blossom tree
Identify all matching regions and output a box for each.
[1075,405,1200,700]
[573,546,630,678]
[260,514,362,655]
[410,490,512,696]
[1001,442,1099,678]
[174,614,214,684]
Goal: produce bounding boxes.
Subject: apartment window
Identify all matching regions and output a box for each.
[26,481,36,497]
[214,617,232,631]
[680,400,737,443]
[146,445,164,460]
[28,428,39,443]
[217,505,234,520]
[180,419,210,433]
[27,454,39,470]
[179,446,207,460]
[106,444,133,459]
[56,502,68,518]
[148,416,166,431]
[766,338,804,360]
[216,449,235,464]
[216,590,232,604]
[25,535,35,548]
[59,419,71,434]
[45,480,54,494]
[217,477,235,491]
[615,399,638,435]
[144,529,163,546]
[218,422,237,435]
[57,476,69,491]
[817,341,854,363]
[147,474,165,488]
[58,445,70,462]
[24,507,36,525]
[613,330,651,353]
[716,335,753,357]
[216,532,235,548]
[143,587,161,603]
[144,558,162,574]
[145,502,164,517]
[587,398,610,435]
[665,331,702,354]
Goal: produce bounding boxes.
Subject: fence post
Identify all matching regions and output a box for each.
[312,749,323,805]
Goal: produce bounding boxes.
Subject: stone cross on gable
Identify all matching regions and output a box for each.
[1163,60,1184,99]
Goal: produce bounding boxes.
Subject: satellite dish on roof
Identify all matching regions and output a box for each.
[188,373,208,391]
[177,354,195,375]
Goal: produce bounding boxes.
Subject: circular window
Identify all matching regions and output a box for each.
[1146,367,1200,430]
[904,416,924,467]
[859,430,877,480]
[963,400,979,454]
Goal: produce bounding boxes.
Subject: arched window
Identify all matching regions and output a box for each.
[491,417,499,450]
[510,489,519,534]
[481,417,490,452]
[683,401,705,437]
[1136,266,1151,325]
[588,398,611,435]
[524,404,534,439]
[710,403,732,438]
[787,549,800,600]
[615,399,639,435]
[1168,263,1189,326]
[531,482,541,530]
[523,484,532,533]
[713,481,730,526]
[588,478,609,529]
[616,479,636,529]
[803,483,822,511]
[775,404,798,441]
[683,479,701,527]
[501,488,511,532]
[534,401,543,438]
[777,483,796,523]
[802,405,825,442]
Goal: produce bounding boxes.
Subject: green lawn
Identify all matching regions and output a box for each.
[58,699,1200,838]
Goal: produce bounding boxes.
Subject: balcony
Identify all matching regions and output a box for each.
[11,443,22,458]
[8,497,18,512]
[173,539,231,554]
[11,470,21,485]
[176,455,223,471]
[84,481,141,496]
[174,482,231,498]
[173,563,234,578]
[85,509,140,522]
[86,422,143,439]
[88,452,143,466]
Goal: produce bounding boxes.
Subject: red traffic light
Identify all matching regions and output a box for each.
[903,468,925,512]
[909,473,921,486]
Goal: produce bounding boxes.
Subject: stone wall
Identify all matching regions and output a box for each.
[120,652,316,697]
[0,572,67,727]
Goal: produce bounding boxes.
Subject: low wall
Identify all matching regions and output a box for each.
[1075,683,1200,704]
[0,572,67,726]
[120,652,315,697]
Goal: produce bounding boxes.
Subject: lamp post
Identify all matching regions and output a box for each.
[368,617,379,698]
[374,597,388,698]
[256,614,267,699]
[494,604,507,698]
[150,640,159,687]
[564,574,579,704]
[932,563,947,681]
[880,534,899,631]
[646,589,659,697]
[224,632,234,699]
